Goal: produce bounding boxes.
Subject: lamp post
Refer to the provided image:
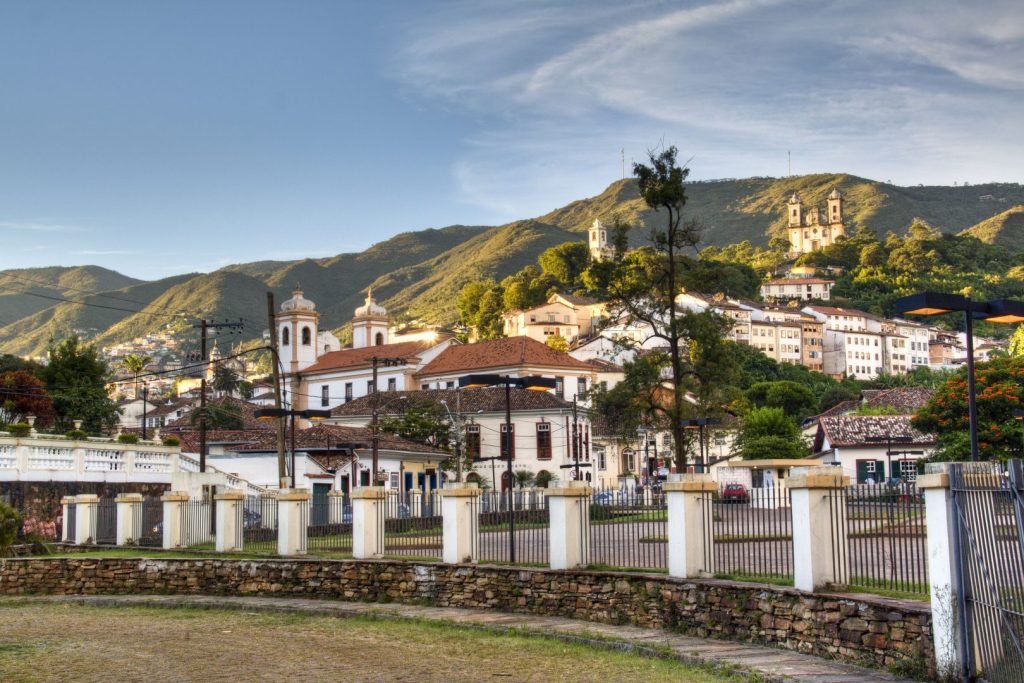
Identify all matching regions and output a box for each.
[895,293,1024,462]
[681,417,721,473]
[255,407,332,488]
[459,374,557,564]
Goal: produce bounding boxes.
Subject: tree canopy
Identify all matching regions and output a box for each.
[733,407,809,460]
[0,370,54,428]
[39,337,119,434]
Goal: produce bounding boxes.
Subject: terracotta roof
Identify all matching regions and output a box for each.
[817,415,935,448]
[168,429,271,453]
[302,340,437,374]
[817,400,860,418]
[864,387,936,413]
[805,305,880,320]
[764,278,834,286]
[227,423,448,455]
[330,388,573,418]
[584,358,623,372]
[416,336,594,376]
[554,293,599,306]
[148,399,194,418]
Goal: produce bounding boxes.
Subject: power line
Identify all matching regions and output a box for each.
[0,281,186,321]
[0,271,169,310]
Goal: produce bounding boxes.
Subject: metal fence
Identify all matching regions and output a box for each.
[842,483,928,595]
[243,495,278,554]
[476,490,550,566]
[95,498,117,545]
[181,499,214,549]
[65,502,77,542]
[137,498,163,546]
[383,491,442,560]
[951,460,1024,682]
[587,487,667,571]
[713,484,793,580]
[307,495,351,556]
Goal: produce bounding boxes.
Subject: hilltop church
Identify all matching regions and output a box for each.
[785,188,846,255]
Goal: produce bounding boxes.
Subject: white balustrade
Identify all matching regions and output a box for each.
[134,450,172,473]
[83,448,126,472]
[27,446,74,470]
[0,446,15,469]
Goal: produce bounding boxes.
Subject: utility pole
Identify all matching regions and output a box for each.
[141,385,148,441]
[266,292,287,488]
[571,395,580,482]
[193,318,244,473]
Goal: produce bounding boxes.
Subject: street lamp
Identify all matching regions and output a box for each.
[681,417,721,474]
[254,407,332,489]
[458,374,557,563]
[895,292,1024,462]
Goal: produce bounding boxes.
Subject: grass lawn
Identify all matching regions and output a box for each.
[0,602,743,682]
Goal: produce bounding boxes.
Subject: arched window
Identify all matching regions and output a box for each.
[281,327,290,346]
[374,332,384,346]
[301,326,311,346]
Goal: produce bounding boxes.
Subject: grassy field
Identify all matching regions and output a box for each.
[0,602,744,682]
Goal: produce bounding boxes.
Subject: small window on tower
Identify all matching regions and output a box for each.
[281,327,290,346]
[375,332,384,346]
[302,326,311,346]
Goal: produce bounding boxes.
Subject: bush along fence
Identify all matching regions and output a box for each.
[61,465,1011,678]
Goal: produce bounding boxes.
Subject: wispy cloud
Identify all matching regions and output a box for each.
[394,0,1024,212]
[0,220,86,233]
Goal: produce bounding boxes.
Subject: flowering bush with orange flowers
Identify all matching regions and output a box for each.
[913,356,1024,461]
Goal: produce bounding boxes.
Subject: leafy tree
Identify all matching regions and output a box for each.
[545,335,568,353]
[744,381,818,422]
[39,337,119,434]
[500,266,555,311]
[0,354,42,376]
[586,147,737,471]
[0,499,21,557]
[190,400,245,430]
[378,399,452,450]
[912,356,1024,461]
[456,279,505,340]
[0,370,55,428]
[538,241,590,287]
[733,407,808,460]
[514,470,536,488]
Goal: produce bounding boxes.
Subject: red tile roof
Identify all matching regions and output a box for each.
[302,340,438,374]
[416,336,595,376]
[764,278,834,286]
[330,387,573,417]
[228,423,448,455]
[817,415,935,448]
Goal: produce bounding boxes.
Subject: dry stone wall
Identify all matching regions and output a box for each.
[0,557,933,676]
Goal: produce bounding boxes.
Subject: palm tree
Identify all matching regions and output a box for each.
[120,354,152,401]
[211,365,241,398]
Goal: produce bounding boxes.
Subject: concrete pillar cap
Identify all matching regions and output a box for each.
[214,490,246,501]
[115,493,144,503]
[351,486,387,500]
[74,494,100,503]
[160,491,190,502]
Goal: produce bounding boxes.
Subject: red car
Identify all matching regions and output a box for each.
[721,483,749,504]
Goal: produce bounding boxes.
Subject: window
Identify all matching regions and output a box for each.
[344,383,353,403]
[421,383,430,390]
[536,423,552,460]
[900,460,918,482]
[500,423,515,460]
[865,460,876,473]
[446,381,455,389]
[387,377,397,392]
[374,332,384,346]
[321,385,329,407]
[596,447,606,471]
[367,380,375,394]
[465,425,481,458]
[555,377,564,398]
[577,377,587,396]
[281,327,290,346]
[302,326,312,346]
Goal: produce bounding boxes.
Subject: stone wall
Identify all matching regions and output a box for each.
[0,557,933,676]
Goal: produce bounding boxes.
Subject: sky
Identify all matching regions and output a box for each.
[1,0,1022,280]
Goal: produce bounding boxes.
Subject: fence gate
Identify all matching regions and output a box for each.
[950,461,1024,682]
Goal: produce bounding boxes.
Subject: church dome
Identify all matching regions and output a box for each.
[354,288,387,318]
[788,192,801,204]
[828,188,843,200]
[281,286,316,312]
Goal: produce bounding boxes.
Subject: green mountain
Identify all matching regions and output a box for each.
[1,173,1022,355]
[959,204,1024,250]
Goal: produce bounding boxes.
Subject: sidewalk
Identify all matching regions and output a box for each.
[32,594,914,682]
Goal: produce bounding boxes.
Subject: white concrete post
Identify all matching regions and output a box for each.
[215,490,245,553]
[788,466,849,592]
[161,491,189,549]
[665,474,717,579]
[352,486,385,559]
[275,489,310,556]
[642,486,653,507]
[918,466,964,679]
[441,483,480,564]
[547,482,592,570]
[60,496,74,542]
[74,494,99,545]
[328,490,346,525]
[386,489,399,519]
[115,493,143,546]
[409,488,423,517]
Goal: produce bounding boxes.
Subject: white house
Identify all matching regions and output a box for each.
[812,415,935,483]
[760,277,834,302]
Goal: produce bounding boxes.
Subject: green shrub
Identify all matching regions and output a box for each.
[0,500,21,557]
[161,436,180,447]
[117,433,139,444]
[7,423,30,437]
[589,503,612,522]
[65,429,88,440]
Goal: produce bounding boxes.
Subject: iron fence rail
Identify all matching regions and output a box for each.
[951,461,1024,683]
[587,488,667,571]
[382,492,442,560]
[243,495,278,554]
[137,498,162,546]
[475,493,550,566]
[180,500,214,549]
[713,484,793,580]
[65,502,77,542]
[842,483,927,595]
[95,499,117,545]
[307,496,351,555]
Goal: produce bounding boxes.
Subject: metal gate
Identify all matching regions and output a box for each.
[950,460,1024,682]
[95,499,117,544]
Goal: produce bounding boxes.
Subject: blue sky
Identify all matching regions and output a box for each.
[1,0,1021,280]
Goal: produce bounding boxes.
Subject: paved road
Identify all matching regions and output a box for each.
[24,594,916,683]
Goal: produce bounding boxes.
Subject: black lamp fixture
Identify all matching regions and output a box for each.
[458,374,557,563]
[895,292,1024,463]
[682,417,721,474]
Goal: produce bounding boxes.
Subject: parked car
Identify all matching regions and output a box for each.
[721,483,749,504]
